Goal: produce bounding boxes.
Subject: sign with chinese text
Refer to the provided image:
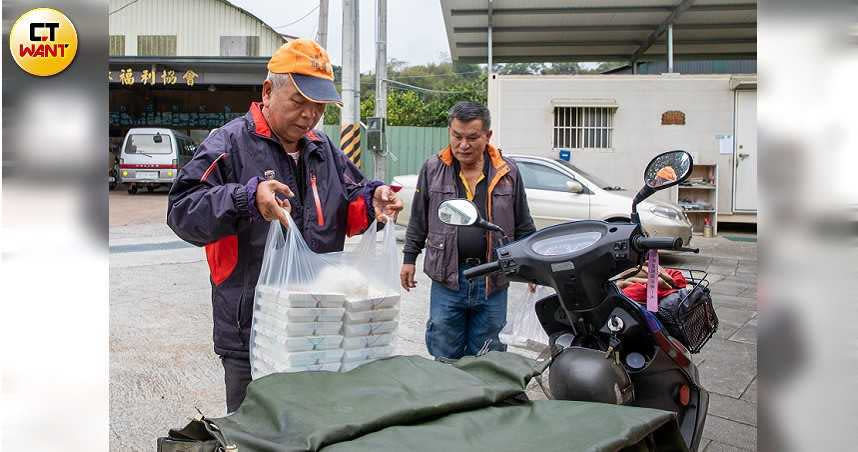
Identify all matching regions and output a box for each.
[661,111,686,125]
[109,68,199,86]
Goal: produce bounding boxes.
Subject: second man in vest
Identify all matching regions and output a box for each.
[401,101,535,360]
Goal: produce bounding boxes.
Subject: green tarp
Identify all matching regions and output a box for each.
[163,352,687,452]
[322,401,686,452]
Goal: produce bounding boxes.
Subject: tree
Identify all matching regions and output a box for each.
[541,62,581,75]
[325,59,487,126]
[323,103,340,126]
[495,62,542,75]
[321,58,624,127]
[386,90,426,125]
[383,73,488,127]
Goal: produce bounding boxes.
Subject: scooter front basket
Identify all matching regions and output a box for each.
[657,269,718,353]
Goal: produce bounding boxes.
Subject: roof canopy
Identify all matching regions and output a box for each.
[440,0,756,63]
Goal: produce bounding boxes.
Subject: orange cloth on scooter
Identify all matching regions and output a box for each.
[622,268,688,302]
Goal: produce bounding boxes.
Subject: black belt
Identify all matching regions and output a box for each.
[461,257,484,266]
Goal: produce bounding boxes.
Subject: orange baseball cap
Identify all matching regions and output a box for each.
[267,38,342,105]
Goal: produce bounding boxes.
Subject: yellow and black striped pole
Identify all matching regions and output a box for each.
[340,123,361,168]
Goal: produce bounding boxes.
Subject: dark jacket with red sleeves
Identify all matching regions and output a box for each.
[167,102,381,359]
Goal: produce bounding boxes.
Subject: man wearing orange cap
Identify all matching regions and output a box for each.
[167,39,402,413]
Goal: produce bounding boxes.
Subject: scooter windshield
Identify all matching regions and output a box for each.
[531,232,602,256]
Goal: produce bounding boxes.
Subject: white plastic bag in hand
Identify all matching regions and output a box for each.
[249,214,401,379]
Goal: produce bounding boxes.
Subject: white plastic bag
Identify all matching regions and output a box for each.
[250,214,401,379]
[501,285,552,350]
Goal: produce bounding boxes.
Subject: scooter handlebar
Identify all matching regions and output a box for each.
[462,261,501,279]
[634,236,683,251]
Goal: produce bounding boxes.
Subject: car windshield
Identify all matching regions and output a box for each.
[554,160,621,190]
[124,134,173,155]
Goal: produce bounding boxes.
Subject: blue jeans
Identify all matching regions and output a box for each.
[426,266,508,360]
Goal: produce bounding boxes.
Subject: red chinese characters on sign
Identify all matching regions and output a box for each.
[661,111,686,125]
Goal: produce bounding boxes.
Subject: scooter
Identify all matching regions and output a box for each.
[437,150,717,451]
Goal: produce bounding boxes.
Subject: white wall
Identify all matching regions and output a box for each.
[489,74,747,209]
[109,0,284,57]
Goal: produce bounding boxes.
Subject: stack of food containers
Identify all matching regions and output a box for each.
[251,285,346,376]
[251,285,402,376]
[340,289,401,371]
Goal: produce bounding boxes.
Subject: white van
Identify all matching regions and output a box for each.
[118,128,197,194]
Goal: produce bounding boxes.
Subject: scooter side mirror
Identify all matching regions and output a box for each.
[632,150,694,224]
[438,198,508,238]
[438,199,479,226]
[644,150,693,190]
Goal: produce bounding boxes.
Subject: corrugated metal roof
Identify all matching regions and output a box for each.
[440,0,757,63]
[606,59,757,74]
[108,0,286,57]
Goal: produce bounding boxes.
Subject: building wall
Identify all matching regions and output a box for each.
[489,74,749,212]
[108,0,284,57]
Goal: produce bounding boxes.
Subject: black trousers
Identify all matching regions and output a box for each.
[221,355,252,413]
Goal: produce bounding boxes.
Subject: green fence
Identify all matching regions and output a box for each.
[322,125,448,183]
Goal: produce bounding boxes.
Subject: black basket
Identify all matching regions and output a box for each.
[656,269,718,353]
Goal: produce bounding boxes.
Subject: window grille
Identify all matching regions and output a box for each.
[553,106,615,150]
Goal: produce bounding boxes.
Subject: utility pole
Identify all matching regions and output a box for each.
[313,0,329,130]
[373,0,388,182]
[315,0,329,47]
[487,0,493,76]
[667,23,674,73]
[340,0,361,167]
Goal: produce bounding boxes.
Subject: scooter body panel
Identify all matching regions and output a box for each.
[523,225,708,451]
[441,150,708,450]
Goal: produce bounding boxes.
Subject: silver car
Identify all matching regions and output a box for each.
[393,154,693,246]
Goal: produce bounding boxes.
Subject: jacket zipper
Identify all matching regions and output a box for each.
[310,172,325,226]
[236,265,249,347]
[235,292,246,346]
[485,171,496,296]
[484,165,509,297]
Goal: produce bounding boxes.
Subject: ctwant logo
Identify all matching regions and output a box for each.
[10,8,78,76]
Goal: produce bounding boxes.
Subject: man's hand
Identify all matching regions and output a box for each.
[400,264,417,291]
[256,180,293,227]
[373,185,404,222]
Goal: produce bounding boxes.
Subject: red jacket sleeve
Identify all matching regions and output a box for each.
[327,134,383,237]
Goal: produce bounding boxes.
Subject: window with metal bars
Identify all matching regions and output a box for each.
[109,35,125,56]
[553,106,615,150]
[220,36,260,56]
[137,35,177,56]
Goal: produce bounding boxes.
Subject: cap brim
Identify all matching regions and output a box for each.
[290,74,342,106]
